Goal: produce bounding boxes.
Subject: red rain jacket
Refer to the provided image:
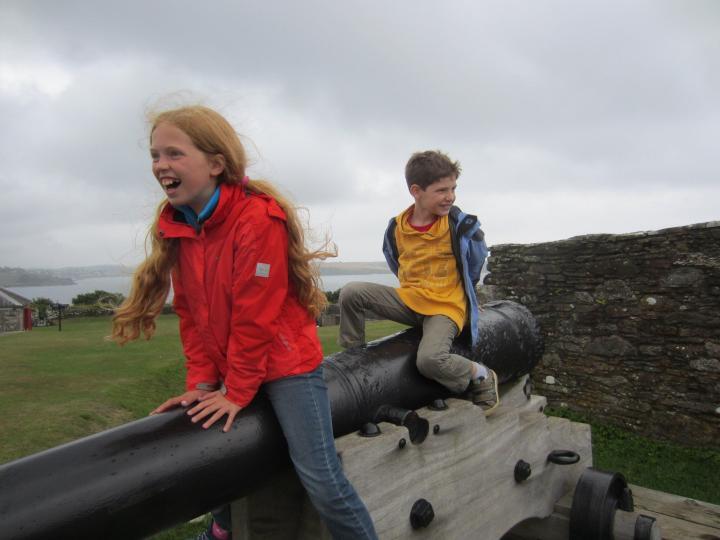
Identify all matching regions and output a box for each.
[158,183,323,407]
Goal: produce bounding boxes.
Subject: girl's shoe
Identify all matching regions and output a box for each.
[195,521,231,540]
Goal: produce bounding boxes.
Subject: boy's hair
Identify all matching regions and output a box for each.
[405,150,461,190]
[112,105,334,344]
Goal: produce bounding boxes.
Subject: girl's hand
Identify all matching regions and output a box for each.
[150,390,209,415]
[187,391,242,432]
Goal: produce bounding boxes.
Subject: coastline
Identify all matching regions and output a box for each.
[0,262,392,289]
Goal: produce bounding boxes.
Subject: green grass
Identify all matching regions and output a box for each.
[318,319,408,355]
[546,406,720,505]
[0,315,407,539]
[0,316,189,462]
[1,316,717,540]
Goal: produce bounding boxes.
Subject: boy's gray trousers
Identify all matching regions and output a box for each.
[337,281,474,394]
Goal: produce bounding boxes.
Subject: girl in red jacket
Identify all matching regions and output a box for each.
[112,105,377,540]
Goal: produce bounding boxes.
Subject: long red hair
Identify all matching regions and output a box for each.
[111,106,334,344]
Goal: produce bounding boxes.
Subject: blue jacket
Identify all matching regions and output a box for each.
[382,206,489,347]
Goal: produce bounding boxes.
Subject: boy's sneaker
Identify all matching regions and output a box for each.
[469,369,500,415]
[195,521,231,540]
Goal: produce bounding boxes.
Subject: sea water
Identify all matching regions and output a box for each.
[8,273,399,305]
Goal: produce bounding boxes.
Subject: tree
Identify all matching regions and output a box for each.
[31,297,54,320]
[324,288,342,303]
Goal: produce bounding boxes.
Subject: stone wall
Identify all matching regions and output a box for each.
[483,221,720,447]
[0,308,23,333]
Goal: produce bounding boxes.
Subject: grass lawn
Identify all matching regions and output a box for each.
[1,315,718,539]
[548,406,720,506]
[0,315,407,539]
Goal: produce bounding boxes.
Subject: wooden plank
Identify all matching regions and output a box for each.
[630,484,720,530]
[231,468,332,540]
[631,507,720,540]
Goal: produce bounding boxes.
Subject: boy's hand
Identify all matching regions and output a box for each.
[151,389,209,415]
[187,391,243,432]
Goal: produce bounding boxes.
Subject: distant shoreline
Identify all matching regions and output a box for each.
[1,278,75,287]
[319,262,391,276]
[0,262,391,288]
[6,273,399,304]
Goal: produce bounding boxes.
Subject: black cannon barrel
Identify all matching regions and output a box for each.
[0,300,542,540]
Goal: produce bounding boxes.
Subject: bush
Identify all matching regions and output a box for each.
[65,305,116,318]
[31,297,54,320]
[325,288,341,303]
[72,290,125,307]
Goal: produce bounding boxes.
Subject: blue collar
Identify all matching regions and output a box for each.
[177,186,221,232]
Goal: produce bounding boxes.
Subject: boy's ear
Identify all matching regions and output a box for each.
[409,184,424,198]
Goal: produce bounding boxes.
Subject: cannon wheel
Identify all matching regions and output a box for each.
[569,467,634,539]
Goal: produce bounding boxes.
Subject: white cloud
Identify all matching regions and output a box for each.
[0,62,72,99]
[480,186,720,247]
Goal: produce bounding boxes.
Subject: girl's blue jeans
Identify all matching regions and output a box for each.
[213,365,378,540]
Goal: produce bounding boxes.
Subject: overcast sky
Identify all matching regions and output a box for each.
[1,0,718,268]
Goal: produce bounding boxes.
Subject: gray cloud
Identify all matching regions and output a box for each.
[1,0,718,267]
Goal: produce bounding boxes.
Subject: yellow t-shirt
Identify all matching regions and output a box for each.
[394,207,467,332]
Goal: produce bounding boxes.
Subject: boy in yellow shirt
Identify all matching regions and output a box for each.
[339,150,498,412]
